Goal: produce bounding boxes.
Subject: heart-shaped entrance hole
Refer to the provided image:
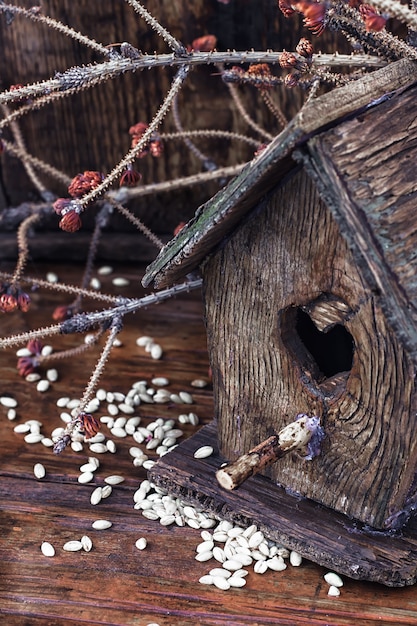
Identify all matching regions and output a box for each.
[295,308,354,378]
[280,298,354,395]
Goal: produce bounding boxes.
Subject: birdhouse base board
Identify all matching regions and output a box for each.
[148,422,417,587]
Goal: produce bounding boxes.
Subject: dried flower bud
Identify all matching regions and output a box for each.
[0,293,18,313]
[27,339,43,356]
[78,412,100,439]
[359,4,387,31]
[59,210,82,233]
[248,63,271,77]
[119,166,142,187]
[17,291,31,312]
[284,71,301,88]
[129,122,149,138]
[120,42,141,59]
[149,139,164,157]
[279,51,298,69]
[296,37,314,58]
[17,356,36,377]
[278,0,296,17]
[189,34,217,52]
[129,122,150,156]
[68,171,104,198]
[295,1,327,36]
[52,304,74,321]
[173,221,186,236]
[254,143,268,157]
[17,339,42,376]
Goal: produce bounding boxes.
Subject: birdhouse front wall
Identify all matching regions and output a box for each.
[202,168,417,529]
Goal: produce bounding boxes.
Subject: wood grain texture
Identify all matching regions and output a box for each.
[151,422,417,587]
[301,83,417,361]
[2,263,417,622]
[203,168,417,529]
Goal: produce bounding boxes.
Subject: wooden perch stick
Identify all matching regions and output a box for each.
[216,414,322,491]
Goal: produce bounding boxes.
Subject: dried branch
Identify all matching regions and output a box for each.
[0,52,387,106]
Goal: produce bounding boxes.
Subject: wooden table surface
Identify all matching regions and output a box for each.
[1,261,417,626]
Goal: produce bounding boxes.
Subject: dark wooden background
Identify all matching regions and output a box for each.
[0,0,346,237]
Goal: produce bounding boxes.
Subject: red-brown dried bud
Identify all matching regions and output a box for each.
[0,293,18,313]
[17,356,36,377]
[359,4,387,31]
[279,51,299,69]
[278,0,296,17]
[189,34,217,52]
[59,210,82,233]
[149,139,164,158]
[119,166,142,187]
[17,291,31,312]
[284,71,301,88]
[68,171,104,198]
[295,1,327,36]
[0,139,4,154]
[254,143,268,157]
[52,304,74,321]
[78,412,100,439]
[248,63,271,77]
[27,339,43,356]
[296,37,314,58]
[129,122,149,138]
[173,221,186,236]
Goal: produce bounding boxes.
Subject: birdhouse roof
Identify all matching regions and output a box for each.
[143,58,417,355]
[143,59,417,290]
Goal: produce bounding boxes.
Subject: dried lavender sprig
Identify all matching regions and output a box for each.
[39,330,103,365]
[123,0,187,56]
[0,52,386,105]
[60,279,203,334]
[259,90,287,130]
[0,3,111,57]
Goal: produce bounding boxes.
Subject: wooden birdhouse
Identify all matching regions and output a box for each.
[143,59,417,586]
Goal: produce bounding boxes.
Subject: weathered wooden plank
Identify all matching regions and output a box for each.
[300,82,417,362]
[150,422,417,587]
